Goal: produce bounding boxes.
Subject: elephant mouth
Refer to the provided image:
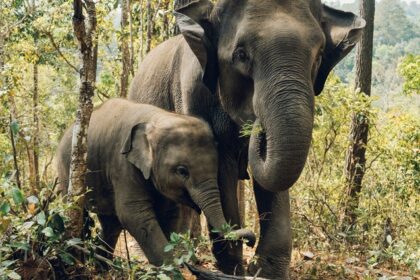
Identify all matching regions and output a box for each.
[182,192,202,214]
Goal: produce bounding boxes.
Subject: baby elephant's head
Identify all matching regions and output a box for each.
[121,114,255,247]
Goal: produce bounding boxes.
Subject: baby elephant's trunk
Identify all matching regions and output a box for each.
[189,179,256,247]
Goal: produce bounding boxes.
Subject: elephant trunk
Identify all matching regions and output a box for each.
[189,179,228,230]
[189,179,256,247]
[249,70,315,192]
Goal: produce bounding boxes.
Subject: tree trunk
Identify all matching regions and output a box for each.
[120,0,130,97]
[237,181,245,227]
[162,0,170,40]
[128,0,134,75]
[138,0,144,64]
[32,61,40,194]
[66,0,97,239]
[145,0,152,53]
[9,115,22,190]
[343,0,375,229]
[2,34,22,190]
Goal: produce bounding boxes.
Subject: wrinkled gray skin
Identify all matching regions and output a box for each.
[129,0,365,278]
[56,99,256,266]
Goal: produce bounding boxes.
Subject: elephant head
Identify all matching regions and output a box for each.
[174,0,365,192]
[121,115,256,246]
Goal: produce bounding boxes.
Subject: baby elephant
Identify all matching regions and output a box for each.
[56,99,255,266]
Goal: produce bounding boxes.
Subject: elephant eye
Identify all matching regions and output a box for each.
[175,166,189,179]
[232,47,248,63]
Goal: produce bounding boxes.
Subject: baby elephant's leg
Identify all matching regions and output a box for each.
[97,214,123,259]
[117,203,170,266]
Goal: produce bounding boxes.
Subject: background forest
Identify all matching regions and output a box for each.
[0,0,419,279]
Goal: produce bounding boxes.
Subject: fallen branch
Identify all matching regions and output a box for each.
[186,264,269,280]
[70,244,121,270]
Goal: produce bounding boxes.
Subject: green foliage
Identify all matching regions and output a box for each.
[291,75,420,275]
[0,176,71,278]
[398,54,420,96]
[375,0,419,46]
[164,232,199,266]
[240,120,264,138]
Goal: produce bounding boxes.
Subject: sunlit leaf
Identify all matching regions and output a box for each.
[41,226,55,238]
[164,244,174,252]
[26,196,39,205]
[0,217,11,233]
[66,238,82,247]
[7,271,21,280]
[36,211,46,226]
[157,274,171,280]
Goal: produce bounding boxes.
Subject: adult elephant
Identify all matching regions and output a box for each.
[128,0,365,278]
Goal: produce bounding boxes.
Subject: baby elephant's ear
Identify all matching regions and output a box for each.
[121,123,153,180]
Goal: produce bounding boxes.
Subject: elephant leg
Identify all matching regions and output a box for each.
[97,214,123,260]
[248,181,292,279]
[209,154,244,275]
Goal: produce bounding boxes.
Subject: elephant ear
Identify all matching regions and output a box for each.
[174,0,218,93]
[314,5,366,95]
[121,123,153,180]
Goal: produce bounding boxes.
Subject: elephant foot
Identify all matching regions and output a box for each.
[213,247,244,276]
[216,257,245,276]
[248,254,290,280]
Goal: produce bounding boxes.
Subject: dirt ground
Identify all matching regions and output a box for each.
[114,232,418,280]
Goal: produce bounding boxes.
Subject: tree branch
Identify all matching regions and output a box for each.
[45,32,79,73]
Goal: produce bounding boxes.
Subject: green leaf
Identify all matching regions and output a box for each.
[7,271,21,280]
[157,274,171,280]
[59,252,75,265]
[10,120,19,136]
[170,232,180,243]
[41,227,55,238]
[1,260,17,268]
[9,242,30,251]
[11,188,24,205]
[172,271,184,280]
[21,221,35,230]
[164,244,174,252]
[36,211,46,226]
[0,201,11,215]
[66,238,82,247]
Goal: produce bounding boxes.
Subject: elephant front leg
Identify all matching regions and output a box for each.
[209,154,244,275]
[248,181,292,279]
[117,203,170,266]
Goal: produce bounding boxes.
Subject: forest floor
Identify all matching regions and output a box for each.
[114,233,418,280]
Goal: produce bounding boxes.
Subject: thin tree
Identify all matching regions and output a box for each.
[120,0,131,97]
[145,0,152,53]
[66,0,98,238]
[237,181,245,227]
[138,0,144,63]
[343,0,375,229]
[32,40,40,193]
